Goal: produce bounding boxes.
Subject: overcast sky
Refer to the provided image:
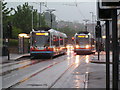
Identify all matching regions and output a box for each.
[5,0,97,23]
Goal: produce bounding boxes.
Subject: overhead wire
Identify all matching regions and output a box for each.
[43,1,88,22]
[62,0,86,22]
[43,2,64,21]
[74,0,86,20]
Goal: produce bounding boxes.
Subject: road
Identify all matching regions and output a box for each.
[1,49,106,89]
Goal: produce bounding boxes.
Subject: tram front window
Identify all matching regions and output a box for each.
[34,36,49,47]
[76,38,89,45]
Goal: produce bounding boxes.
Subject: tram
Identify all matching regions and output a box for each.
[73,31,95,54]
[30,27,67,58]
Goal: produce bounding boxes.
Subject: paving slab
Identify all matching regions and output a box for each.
[0,53,30,64]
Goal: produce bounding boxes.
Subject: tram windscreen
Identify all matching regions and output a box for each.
[78,38,89,45]
[36,36,49,47]
[76,35,89,45]
[32,33,49,47]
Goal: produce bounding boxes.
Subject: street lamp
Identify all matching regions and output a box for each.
[0,1,2,56]
[83,19,89,31]
[31,6,33,30]
[32,2,45,27]
[46,9,56,28]
[102,35,106,39]
[90,12,94,24]
[18,33,30,38]
[90,12,95,37]
[31,7,37,30]
[39,2,43,27]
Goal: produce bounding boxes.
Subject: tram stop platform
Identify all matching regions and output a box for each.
[88,51,120,89]
[0,53,30,64]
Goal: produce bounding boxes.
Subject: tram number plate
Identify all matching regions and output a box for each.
[38,47,44,50]
[80,46,84,48]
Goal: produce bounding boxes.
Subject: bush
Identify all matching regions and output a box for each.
[12,27,22,39]
[9,39,18,46]
[9,39,29,47]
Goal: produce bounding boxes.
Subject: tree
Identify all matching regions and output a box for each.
[12,3,33,34]
[12,3,47,34]
[2,2,13,38]
[12,26,22,39]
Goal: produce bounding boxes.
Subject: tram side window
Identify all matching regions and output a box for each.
[60,37,63,45]
[53,36,59,46]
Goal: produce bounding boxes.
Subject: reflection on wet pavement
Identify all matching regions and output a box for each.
[85,55,90,64]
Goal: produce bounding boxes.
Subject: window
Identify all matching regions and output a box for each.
[53,35,59,46]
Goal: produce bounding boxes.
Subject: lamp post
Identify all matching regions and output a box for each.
[90,12,95,37]
[46,9,56,28]
[83,19,89,31]
[32,2,45,27]
[31,8,37,30]
[90,12,94,24]
[31,6,33,30]
[0,0,2,57]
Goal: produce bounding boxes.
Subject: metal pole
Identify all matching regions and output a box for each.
[8,38,10,60]
[85,24,87,31]
[50,12,52,28]
[23,37,24,54]
[90,12,94,36]
[83,19,89,31]
[98,38,100,61]
[46,9,55,28]
[39,2,41,27]
[105,20,110,90]
[112,9,119,90]
[32,7,33,29]
[0,0,2,57]
[0,1,2,87]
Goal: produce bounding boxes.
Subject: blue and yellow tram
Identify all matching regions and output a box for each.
[73,31,95,54]
[30,28,67,58]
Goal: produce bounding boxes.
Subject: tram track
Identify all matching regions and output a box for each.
[1,59,31,68]
[3,54,88,89]
[7,55,86,89]
[49,55,86,89]
[4,55,70,89]
[1,55,67,76]
[0,59,49,76]
[48,61,75,89]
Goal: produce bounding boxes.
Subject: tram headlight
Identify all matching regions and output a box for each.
[86,45,90,49]
[76,45,79,48]
[66,45,70,49]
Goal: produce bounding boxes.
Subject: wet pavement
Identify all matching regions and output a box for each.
[2,55,67,88]
[1,50,120,89]
[0,53,30,64]
[1,50,92,89]
[89,51,120,89]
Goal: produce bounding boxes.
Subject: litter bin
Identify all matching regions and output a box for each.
[2,45,8,56]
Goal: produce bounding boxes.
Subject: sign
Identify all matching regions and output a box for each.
[78,35,88,38]
[99,0,120,9]
[97,1,112,20]
[36,33,49,36]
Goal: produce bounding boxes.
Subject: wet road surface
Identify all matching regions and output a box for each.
[2,49,95,89]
